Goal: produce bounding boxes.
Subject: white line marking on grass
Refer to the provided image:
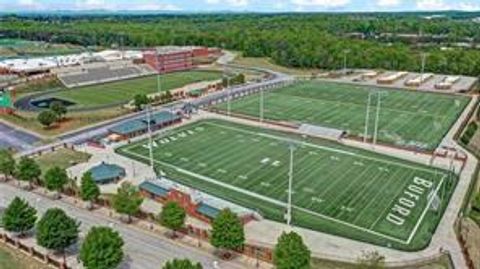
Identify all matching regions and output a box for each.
[203,121,445,176]
[260,158,270,164]
[238,175,248,180]
[261,182,271,187]
[406,175,446,244]
[180,157,189,162]
[217,169,227,174]
[311,197,324,203]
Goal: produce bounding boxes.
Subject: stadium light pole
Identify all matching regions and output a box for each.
[363,91,373,143]
[373,92,387,145]
[420,53,428,87]
[286,142,296,227]
[146,105,154,169]
[343,49,350,76]
[259,87,264,122]
[155,49,162,95]
[224,65,231,117]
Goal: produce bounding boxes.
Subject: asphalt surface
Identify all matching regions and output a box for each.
[0,184,257,269]
[0,121,40,151]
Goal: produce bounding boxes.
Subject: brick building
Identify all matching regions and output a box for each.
[143,46,219,74]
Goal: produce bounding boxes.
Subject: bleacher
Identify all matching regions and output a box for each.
[57,62,156,88]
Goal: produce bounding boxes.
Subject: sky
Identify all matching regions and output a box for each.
[0,0,479,13]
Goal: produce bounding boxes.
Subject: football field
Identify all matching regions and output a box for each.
[118,119,457,250]
[213,81,470,150]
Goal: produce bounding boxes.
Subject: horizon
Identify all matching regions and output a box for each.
[1,0,479,13]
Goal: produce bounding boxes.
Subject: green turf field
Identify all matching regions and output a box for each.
[47,70,221,109]
[118,119,457,250]
[213,81,470,150]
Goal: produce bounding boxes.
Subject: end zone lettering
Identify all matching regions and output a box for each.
[386,177,433,226]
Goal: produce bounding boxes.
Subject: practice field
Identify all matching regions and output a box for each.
[44,70,221,109]
[213,81,470,150]
[118,119,457,250]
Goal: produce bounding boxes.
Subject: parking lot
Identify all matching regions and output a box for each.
[0,121,40,151]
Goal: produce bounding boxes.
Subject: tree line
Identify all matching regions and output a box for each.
[1,14,480,76]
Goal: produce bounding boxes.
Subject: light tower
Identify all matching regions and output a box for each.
[146,105,154,169]
[285,142,297,227]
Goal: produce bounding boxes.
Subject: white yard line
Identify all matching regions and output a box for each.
[204,121,447,176]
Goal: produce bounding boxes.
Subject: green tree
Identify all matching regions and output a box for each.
[210,209,245,256]
[111,182,143,223]
[0,149,16,180]
[163,259,203,269]
[37,110,57,128]
[80,172,100,208]
[356,251,385,269]
[2,197,37,236]
[16,157,41,186]
[49,101,68,120]
[43,166,69,193]
[159,202,186,237]
[273,231,311,269]
[133,94,149,111]
[79,226,124,269]
[36,208,80,256]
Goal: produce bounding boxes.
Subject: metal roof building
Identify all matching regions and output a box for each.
[109,111,181,138]
[87,162,126,184]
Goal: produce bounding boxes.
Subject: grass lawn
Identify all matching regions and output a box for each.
[213,81,470,151]
[0,243,50,269]
[35,148,91,173]
[232,55,319,76]
[45,70,222,109]
[1,106,128,137]
[118,119,457,250]
[0,38,84,59]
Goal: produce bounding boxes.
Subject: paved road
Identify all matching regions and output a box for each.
[0,121,41,151]
[0,184,259,269]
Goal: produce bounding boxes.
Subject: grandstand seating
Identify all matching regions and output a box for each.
[57,62,156,88]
